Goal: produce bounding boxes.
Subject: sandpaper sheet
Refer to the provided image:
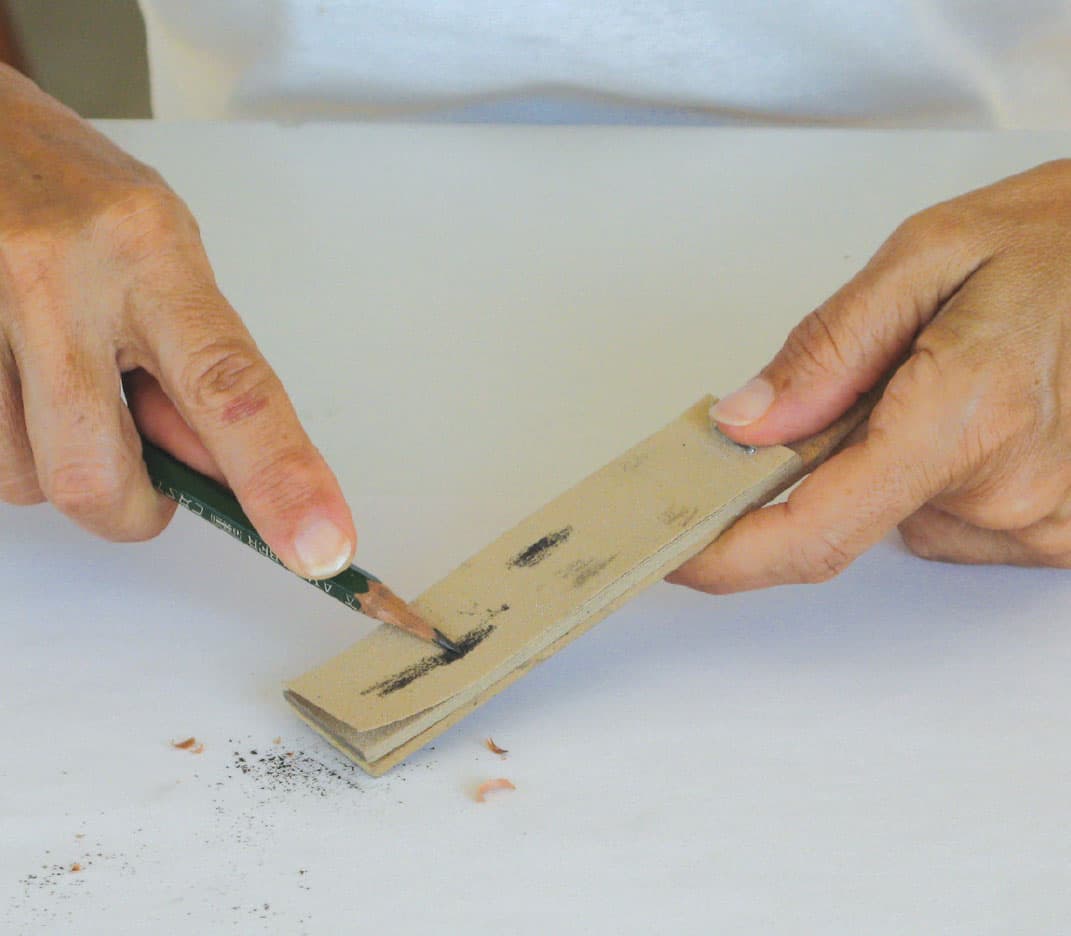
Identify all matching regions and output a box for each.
[286,397,802,773]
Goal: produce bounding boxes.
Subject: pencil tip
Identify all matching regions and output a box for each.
[434,628,463,659]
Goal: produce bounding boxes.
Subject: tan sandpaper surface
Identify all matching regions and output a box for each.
[286,397,803,771]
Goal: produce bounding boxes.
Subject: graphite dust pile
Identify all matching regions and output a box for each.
[221,738,365,797]
[9,735,383,931]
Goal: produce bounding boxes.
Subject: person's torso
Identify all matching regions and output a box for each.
[138,0,1071,127]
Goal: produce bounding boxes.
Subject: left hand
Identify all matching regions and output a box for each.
[668,159,1071,594]
[0,65,356,578]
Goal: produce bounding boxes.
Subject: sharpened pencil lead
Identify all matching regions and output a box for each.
[434,628,463,658]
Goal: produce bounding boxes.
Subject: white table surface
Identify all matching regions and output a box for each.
[3,123,1070,935]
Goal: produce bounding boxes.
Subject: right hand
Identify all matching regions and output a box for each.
[669,159,1071,594]
[0,65,356,579]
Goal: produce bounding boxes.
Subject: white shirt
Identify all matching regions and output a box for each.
[138,0,1071,127]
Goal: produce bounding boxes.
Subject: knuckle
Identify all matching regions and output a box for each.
[893,339,1034,477]
[778,306,862,383]
[902,343,946,389]
[898,516,941,561]
[44,454,130,520]
[180,340,276,424]
[1,230,66,304]
[1,184,196,287]
[94,184,197,256]
[0,472,45,505]
[795,529,854,584]
[914,304,1005,377]
[1013,521,1071,563]
[887,203,970,256]
[912,311,964,358]
[959,482,1046,531]
[1043,551,1071,569]
[983,396,1043,455]
[1041,157,1071,175]
[1025,539,1066,565]
[93,186,209,280]
[0,388,42,504]
[878,213,926,260]
[869,348,945,433]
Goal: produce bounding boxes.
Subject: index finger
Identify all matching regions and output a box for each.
[668,352,957,593]
[142,285,356,580]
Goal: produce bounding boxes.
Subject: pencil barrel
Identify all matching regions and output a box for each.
[140,439,374,611]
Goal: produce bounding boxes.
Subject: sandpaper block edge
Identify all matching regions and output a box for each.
[284,395,809,771]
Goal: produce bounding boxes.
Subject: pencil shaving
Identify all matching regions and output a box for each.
[485,737,508,756]
[171,737,197,750]
[475,778,516,802]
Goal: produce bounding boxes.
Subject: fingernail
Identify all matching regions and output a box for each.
[293,516,353,579]
[710,377,774,427]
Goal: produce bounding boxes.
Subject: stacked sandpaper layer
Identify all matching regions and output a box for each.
[286,397,802,775]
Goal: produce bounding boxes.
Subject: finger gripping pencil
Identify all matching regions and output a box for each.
[140,438,460,656]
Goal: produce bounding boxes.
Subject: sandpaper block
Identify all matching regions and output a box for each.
[286,393,872,775]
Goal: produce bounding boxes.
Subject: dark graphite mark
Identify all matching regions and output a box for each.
[361,621,497,697]
[509,526,572,569]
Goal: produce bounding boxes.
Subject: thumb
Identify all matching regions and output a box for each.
[712,211,987,448]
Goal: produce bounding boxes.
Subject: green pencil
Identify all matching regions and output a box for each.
[140,438,460,656]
